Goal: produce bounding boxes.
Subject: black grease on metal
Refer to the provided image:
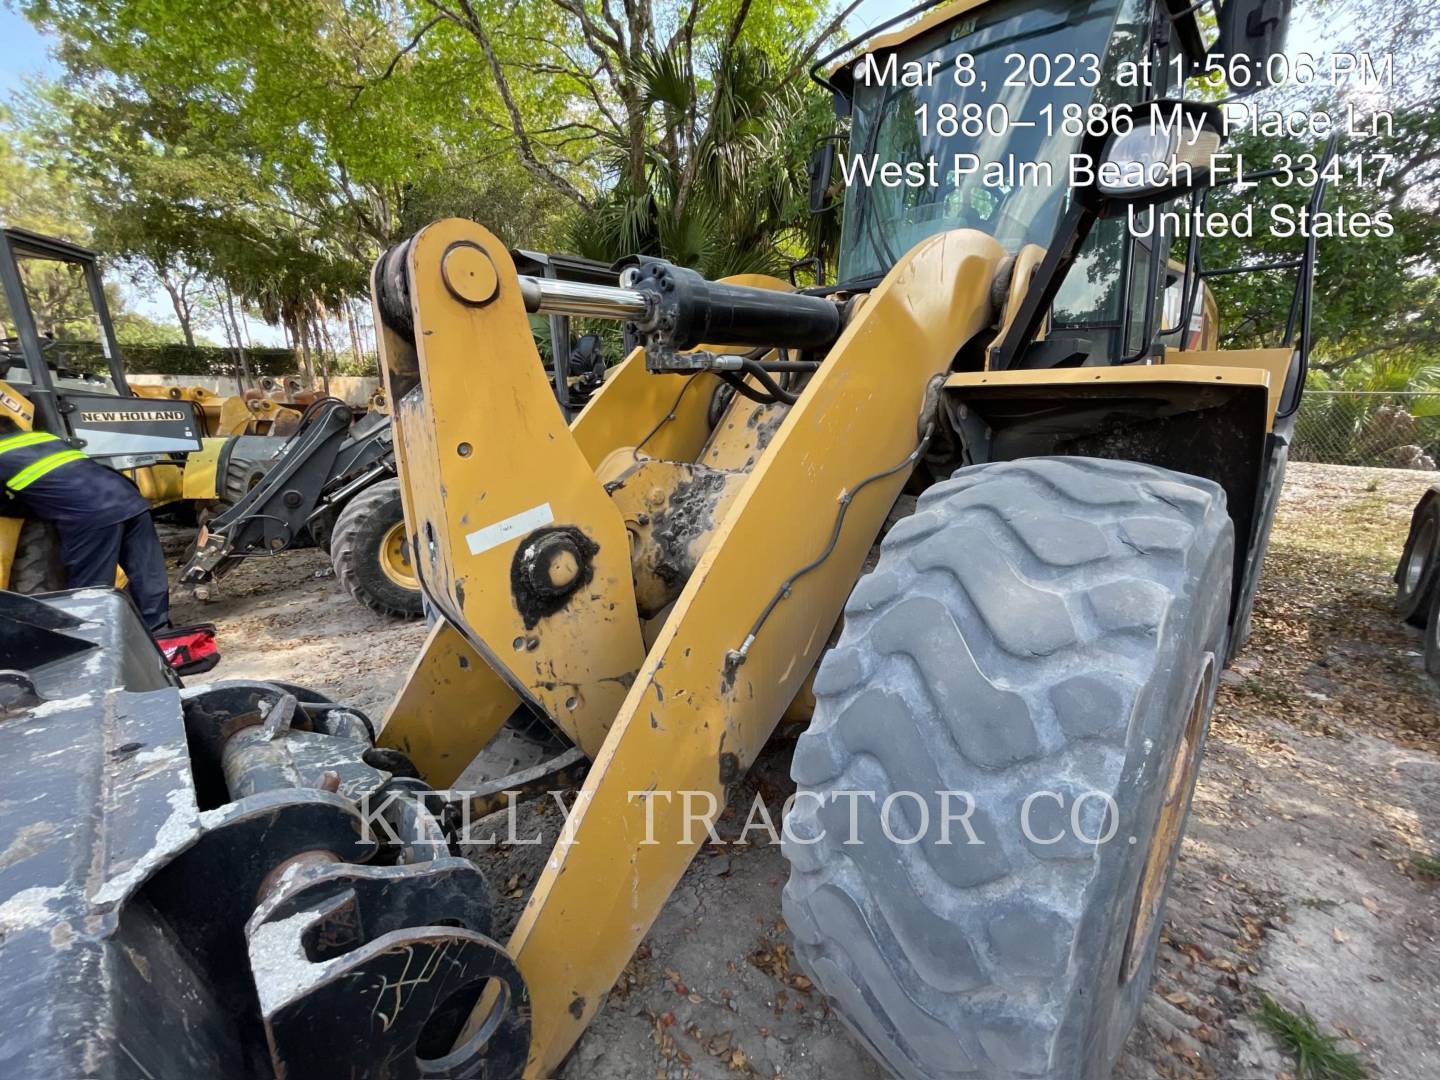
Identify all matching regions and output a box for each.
[650,467,729,592]
[510,525,599,629]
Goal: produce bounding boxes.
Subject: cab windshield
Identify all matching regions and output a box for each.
[837,0,1144,282]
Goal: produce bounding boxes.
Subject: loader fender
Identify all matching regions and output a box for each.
[783,456,1232,1080]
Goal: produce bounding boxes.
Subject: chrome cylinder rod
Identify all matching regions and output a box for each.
[518,276,651,321]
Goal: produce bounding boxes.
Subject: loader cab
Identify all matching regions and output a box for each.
[0,226,202,465]
[812,0,1282,368]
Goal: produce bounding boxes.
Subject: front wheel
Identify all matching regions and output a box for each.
[782,456,1233,1080]
[331,478,423,618]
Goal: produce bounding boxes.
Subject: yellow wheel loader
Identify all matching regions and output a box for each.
[0,0,1326,1076]
[0,226,288,592]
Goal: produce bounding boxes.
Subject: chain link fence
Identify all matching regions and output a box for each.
[1292,391,1440,471]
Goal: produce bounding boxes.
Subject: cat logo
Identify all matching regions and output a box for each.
[81,410,189,422]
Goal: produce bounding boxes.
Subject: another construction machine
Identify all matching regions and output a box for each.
[0,226,287,592]
[178,251,623,618]
[0,0,1323,1076]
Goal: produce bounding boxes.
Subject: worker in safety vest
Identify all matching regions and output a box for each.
[0,416,171,631]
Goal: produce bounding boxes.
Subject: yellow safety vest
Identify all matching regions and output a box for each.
[0,431,88,492]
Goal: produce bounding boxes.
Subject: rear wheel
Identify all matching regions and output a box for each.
[1396,496,1440,626]
[8,519,66,593]
[221,445,275,505]
[1425,575,1440,680]
[331,477,423,618]
[782,456,1233,1080]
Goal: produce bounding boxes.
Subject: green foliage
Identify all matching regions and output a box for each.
[113,312,187,346]
[118,344,297,378]
[18,0,572,354]
[1255,993,1368,1080]
[570,44,834,277]
[1413,852,1440,879]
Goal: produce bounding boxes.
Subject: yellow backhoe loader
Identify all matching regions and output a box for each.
[0,226,288,591]
[0,0,1327,1076]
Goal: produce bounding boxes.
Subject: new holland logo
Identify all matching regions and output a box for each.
[81,410,189,422]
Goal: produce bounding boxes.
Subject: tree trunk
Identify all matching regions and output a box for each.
[346,303,361,367]
[214,284,244,393]
[223,286,253,390]
[294,314,316,388]
[162,277,195,347]
[315,308,335,395]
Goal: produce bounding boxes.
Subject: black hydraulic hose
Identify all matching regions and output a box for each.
[720,371,784,407]
[755,361,820,373]
[739,359,798,405]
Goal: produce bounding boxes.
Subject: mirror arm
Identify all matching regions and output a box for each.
[988,199,1099,372]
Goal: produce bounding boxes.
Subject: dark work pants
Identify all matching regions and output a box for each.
[57,512,171,631]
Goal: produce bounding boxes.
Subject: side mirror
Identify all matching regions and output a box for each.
[1217,0,1292,95]
[1093,101,1225,210]
[807,140,837,215]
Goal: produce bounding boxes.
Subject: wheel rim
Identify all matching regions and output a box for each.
[1121,659,1212,983]
[379,521,418,590]
[1404,517,1437,596]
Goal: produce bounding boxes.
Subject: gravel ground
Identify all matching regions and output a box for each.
[168,461,1440,1079]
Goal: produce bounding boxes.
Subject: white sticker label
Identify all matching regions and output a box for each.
[465,502,554,556]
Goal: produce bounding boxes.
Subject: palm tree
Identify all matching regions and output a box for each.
[569,44,837,281]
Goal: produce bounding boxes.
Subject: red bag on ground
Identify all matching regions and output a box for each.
[155,623,220,675]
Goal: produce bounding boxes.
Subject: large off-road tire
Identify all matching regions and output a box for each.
[331,477,423,618]
[8,519,66,593]
[220,439,279,504]
[782,456,1233,1080]
[1425,572,1440,680]
[1396,494,1440,627]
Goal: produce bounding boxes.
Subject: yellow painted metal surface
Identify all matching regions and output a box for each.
[216,395,257,437]
[507,229,1006,1076]
[214,394,300,437]
[0,516,22,589]
[125,463,185,508]
[945,362,1271,396]
[182,438,226,501]
[0,380,35,431]
[378,619,518,788]
[384,219,646,759]
[1165,347,1293,425]
[833,0,991,74]
[569,348,718,470]
[987,242,1048,364]
[605,456,749,618]
[698,393,789,473]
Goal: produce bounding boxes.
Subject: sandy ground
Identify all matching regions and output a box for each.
[167,461,1440,1079]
